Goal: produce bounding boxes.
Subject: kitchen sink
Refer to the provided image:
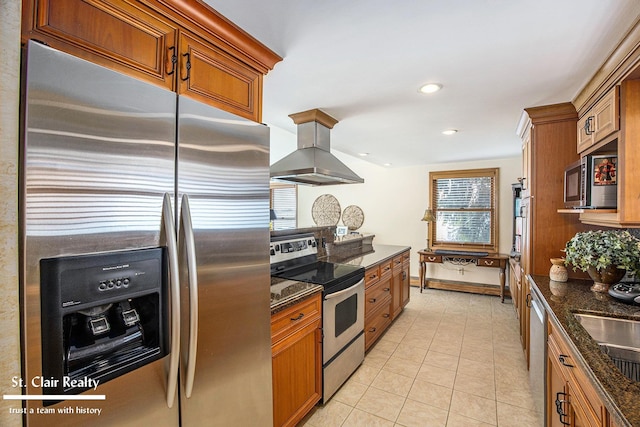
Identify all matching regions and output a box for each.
[573,313,640,382]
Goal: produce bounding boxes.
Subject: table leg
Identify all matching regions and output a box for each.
[499,266,505,303]
[419,260,425,293]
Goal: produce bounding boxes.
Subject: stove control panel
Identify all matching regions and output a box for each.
[270,233,318,264]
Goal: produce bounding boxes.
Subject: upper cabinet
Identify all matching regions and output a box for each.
[571,18,640,228]
[21,0,282,122]
[577,86,619,153]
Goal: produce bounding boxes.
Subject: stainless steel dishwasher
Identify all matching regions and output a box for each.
[528,281,546,425]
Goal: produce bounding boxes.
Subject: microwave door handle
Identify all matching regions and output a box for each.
[161,193,180,408]
[324,279,364,300]
[180,194,199,399]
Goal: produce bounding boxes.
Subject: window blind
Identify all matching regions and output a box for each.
[270,185,296,230]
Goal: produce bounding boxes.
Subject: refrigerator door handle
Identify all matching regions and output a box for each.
[180,194,199,398]
[161,193,180,408]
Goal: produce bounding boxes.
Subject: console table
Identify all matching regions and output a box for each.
[418,250,509,302]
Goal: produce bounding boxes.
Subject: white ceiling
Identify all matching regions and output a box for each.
[207,0,640,167]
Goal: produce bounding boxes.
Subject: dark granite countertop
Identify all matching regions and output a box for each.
[270,277,323,315]
[269,244,410,315]
[324,244,411,269]
[530,275,640,427]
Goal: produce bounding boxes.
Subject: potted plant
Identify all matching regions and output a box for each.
[564,230,640,292]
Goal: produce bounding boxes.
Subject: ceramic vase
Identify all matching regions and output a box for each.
[549,258,568,282]
[586,265,626,292]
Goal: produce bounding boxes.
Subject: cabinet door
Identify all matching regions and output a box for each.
[272,320,322,427]
[177,31,262,122]
[592,86,619,144]
[24,0,177,90]
[577,113,594,153]
[401,263,410,308]
[548,347,570,427]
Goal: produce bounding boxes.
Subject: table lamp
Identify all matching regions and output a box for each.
[421,209,435,251]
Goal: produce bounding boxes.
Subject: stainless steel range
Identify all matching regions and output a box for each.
[270,233,365,402]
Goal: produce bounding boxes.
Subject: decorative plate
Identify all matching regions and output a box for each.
[342,205,364,230]
[311,194,341,226]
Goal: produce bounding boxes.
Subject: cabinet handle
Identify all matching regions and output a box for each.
[383,288,390,292]
[369,327,377,333]
[369,298,377,303]
[290,313,304,321]
[382,313,390,318]
[584,116,594,135]
[402,271,407,280]
[555,392,570,425]
[558,354,574,368]
[484,260,494,266]
[525,294,531,308]
[181,52,191,81]
[166,46,177,76]
[428,256,437,262]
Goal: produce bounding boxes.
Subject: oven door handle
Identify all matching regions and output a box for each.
[324,279,364,300]
[161,193,180,408]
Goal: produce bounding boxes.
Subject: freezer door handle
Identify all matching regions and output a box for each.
[180,194,199,398]
[161,193,180,408]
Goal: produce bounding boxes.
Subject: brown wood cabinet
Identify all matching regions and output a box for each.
[516,103,587,278]
[578,79,640,228]
[271,293,322,427]
[21,0,281,122]
[577,86,620,154]
[547,319,607,427]
[364,250,410,350]
[515,103,588,365]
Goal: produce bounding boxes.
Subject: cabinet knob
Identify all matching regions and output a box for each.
[555,391,570,425]
[181,52,191,81]
[558,354,574,368]
[290,313,304,321]
[166,46,177,75]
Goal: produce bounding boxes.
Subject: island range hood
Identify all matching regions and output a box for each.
[270,109,364,185]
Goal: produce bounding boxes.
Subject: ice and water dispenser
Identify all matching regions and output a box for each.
[40,248,168,399]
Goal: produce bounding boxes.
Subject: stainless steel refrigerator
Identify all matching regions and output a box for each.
[20,41,273,426]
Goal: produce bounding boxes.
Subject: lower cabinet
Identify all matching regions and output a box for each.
[547,319,607,427]
[364,250,410,351]
[271,293,322,427]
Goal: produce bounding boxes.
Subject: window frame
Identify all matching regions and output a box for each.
[429,168,499,253]
[270,183,297,230]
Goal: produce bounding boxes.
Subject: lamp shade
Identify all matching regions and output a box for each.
[421,209,435,222]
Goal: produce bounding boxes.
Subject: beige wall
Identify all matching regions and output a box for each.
[270,127,522,286]
[0,0,23,425]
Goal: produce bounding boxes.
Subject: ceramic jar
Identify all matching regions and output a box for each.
[549,258,568,282]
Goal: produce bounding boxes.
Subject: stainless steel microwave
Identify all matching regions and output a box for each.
[564,154,617,209]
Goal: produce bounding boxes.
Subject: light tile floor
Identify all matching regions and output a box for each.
[300,286,542,427]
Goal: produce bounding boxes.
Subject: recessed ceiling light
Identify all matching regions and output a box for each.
[419,83,442,94]
[358,152,369,157]
[384,163,392,167]
[442,129,458,135]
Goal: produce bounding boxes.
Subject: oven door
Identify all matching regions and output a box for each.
[323,278,365,363]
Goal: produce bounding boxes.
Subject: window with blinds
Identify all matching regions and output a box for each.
[429,168,498,252]
[270,184,297,230]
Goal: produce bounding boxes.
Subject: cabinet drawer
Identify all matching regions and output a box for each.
[402,251,410,266]
[392,255,403,270]
[365,279,391,315]
[423,254,442,263]
[380,260,393,279]
[478,258,500,267]
[365,303,392,351]
[365,266,380,288]
[271,294,321,343]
